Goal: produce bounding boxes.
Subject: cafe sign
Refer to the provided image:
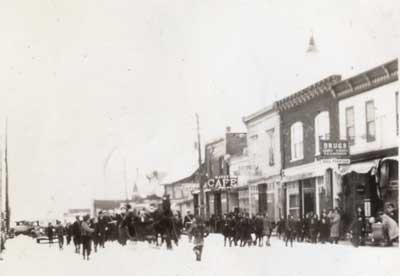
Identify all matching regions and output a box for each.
[207,175,238,190]
[319,139,350,159]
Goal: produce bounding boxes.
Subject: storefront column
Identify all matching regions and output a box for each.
[248,185,252,216]
[315,179,320,216]
[226,189,230,214]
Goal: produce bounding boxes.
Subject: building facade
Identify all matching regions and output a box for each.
[204,128,247,218]
[276,75,343,219]
[242,104,282,220]
[163,166,202,216]
[332,59,398,230]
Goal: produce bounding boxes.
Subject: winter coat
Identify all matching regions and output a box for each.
[328,213,341,238]
[285,218,296,234]
[56,225,65,237]
[381,214,399,240]
[254,218,264,235]
[189,222,209,246]
[72,221,81,237]
[81,221,95,237]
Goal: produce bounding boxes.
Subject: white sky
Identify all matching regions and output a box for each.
[0,0,399,221]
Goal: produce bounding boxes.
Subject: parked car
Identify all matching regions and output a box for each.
[35,227,58,244]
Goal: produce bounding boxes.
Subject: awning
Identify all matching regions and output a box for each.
[339,159,380,175]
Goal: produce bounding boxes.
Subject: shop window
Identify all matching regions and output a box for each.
[289,194,300,217]
[291,122,303,161]
[345,106,355,145]
[314,111,330,154]
[365,100,376,142]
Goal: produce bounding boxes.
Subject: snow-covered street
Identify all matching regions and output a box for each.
[1,234,399,276]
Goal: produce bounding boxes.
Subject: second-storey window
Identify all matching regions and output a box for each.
[291,122,303,161]
[345,106,355,145]
[365,100,376,142]
[315,111,330,154]
[266,128,275,166]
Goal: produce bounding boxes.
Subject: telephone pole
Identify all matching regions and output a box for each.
[196,113,205,218]
[0,135,3,260]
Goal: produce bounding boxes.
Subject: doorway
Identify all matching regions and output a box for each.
[303,191,315,215]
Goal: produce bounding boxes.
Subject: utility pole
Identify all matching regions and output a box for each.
[123,157,128,203]
[0,135,3,260]
[196,113,205,219]
[4,119,9,233]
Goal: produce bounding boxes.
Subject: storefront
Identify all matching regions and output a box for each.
[282,160,342,219]
[339,156,399,231]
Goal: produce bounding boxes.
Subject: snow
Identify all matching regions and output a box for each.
[1,234,399,276]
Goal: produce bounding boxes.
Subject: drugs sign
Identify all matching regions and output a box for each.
[319,139,350,159]
[207,176,238,190]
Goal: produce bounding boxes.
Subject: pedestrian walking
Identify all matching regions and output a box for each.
[72,216,82,253]
[188,216,209,262]
[46,222,54,247]
[81,215,95,260]
[351,206,366,247]
[55,220,65,250]
[328,208,341,244]
[285,215,296,247]
[262,213,273,246]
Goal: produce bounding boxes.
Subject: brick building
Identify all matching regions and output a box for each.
[275,75,343,219]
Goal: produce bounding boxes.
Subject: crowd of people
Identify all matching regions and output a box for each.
[43,200,210,261]
[206,203,398,248]
[34,201,399,262]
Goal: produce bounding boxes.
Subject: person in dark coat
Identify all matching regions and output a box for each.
[72,216,82,253]
[385,203,398,224]
[319,214,330,244]
[81,215,95,260]
[55,220,65,250]
[188,216,209,261]
[46,222,54,247]
[65,223,72,245]
[285,215,296,247]
[96,211,108,248]
[277,217,285,240]
[351,207,366,247]
[309,213,319,243]
[254,213,264,247]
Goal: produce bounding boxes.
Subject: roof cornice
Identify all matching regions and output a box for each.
[332,59,398,99]
[275,75,341,112]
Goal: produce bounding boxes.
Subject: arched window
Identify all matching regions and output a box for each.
[315,111,330,154]
[291,122,303,161]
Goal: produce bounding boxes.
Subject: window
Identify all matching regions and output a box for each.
[345,107,355,145]
[365,100,375,142]
[266,128,275,166]
[291,122,304,161]
[219,156,224,175]
[396,92,399,136]
[288,194,300,218]
[314,111,330,154]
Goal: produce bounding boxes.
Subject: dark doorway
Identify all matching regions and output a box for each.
[303,192,315,215]
[214,191,222,217]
